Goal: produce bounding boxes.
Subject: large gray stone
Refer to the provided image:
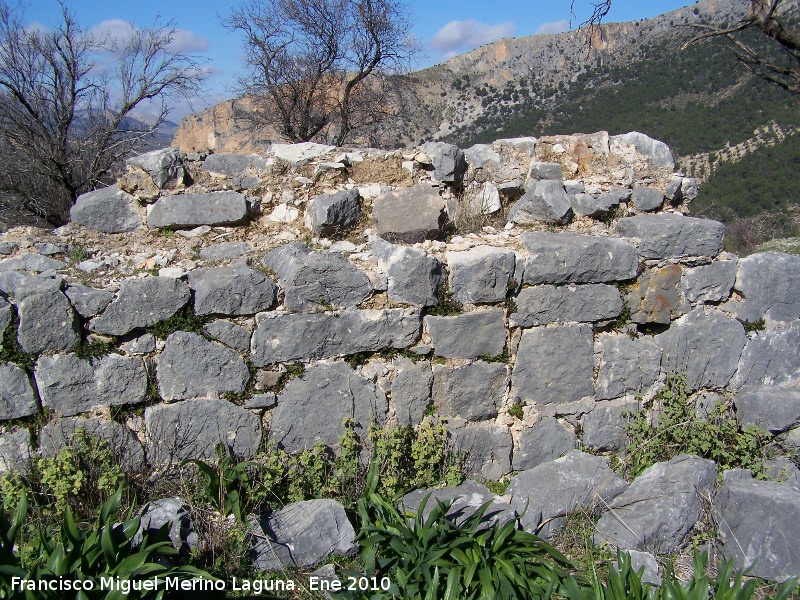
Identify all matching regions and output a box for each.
[420,142,467,185]
[581,398,639,452]
[270,362,386,453]
[70,185,142,233]
[0,254,66,272]
[595,333,662,400]
[732,324,800,390]
[594,454,717,554]
[188,264,277,316]
[65,284,113,318]
[90,277,190,336]
[136,498,198,555]
[250,308,420,366]
[305,189,362,236]
[16,289,79,354]
[425,309,506,359]
[446,246,517,305]
[203,320,251,353]
[510,284,622,327]
[522,232,638,284]
[391,357,432,426]
[145,399,262,464]
[400,479,516,529]
[507,450,628,537]
[512,417,578,471]
[0,429,31,473]
[723,252,800,323]
[372,184,448,243]
[509,180,573,225]
[714,477,800,582]
[127,148,186,188]
[372,239,443,307]
[203,153,268,176]
[625,264,686,325]
[147,191,249,229]
[681,255,737,304]
[0,363,37,420]
[40,417,145,471]
[198,242,252,262]
[35,354,147,416]
[614,214,725,259]
[526,162,563,182]
[432,361,508,421]
[512,325,594,405]
[271,142,335,167]
[0,241,18,255]
[610,132,675,170]
[570,192,619,218]
[464,144,502,169]
[450,420,513,480]
[630,186,664,212]
[251,499,356,571]
[656,307,746,390]
[0,272,31,295]
[734,386,800,434]
[13,274,62,301]
[156,332,250,401]
[263,242,371,311]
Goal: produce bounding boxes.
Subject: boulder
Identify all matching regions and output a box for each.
[732,324,800,390]
[0,254,66,272]
[522,232,638,284]
[432,361,509,421]
[40,417,145,471]
[630,186,664,211]
[510,284,622,327]
[35,354,147,416]
[136,498,198,555]
[372,184,448,243]
[90,277,190,336]
[449,420,513,480]
[512,325,594,405]
[614,214,724,259]
[400,479,516,529]
[391,357,432,426]
[714,477,800,581]
[681,255,737,304]
[594,333,662,401]
[271,142,335,167]
[570,192,619,218]
[420,142,467,185]
[526,162,563,182]
[0,363,37,420]
[188,264,277,316]
[250,308,420,366]
[507,450,628,537]
[656,307,746,390]
[305,189,362,236]
[371,239,443,307]
[462,182,502,214]
[64,284,113,318]
[594,454,716,554]
[625,264,686,324]
[581,398,639,452]
[198,242,252,262]
[446,246,517,305]
[127,148,186,188]
[723,252,800,323]
[0,242,18,255]
[203,153,268,176]
[251,499,356,571]
[509,180,573,225]
[270,362,386,453]
[734,385,800,434]
[609,132,675,170]
[147,191,249,229]
[145,399,262,463]
[263,242,371,311]
[70,185,142,233]
[0,429,31,473]
[425,309,506,359]
[155,332,250,401]
[512,417,578,471]
[464,144,502,169]
[16,288,79,354]
[203,320,251,353]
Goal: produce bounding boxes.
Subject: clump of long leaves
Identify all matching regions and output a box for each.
[0,488,211,600]
[334,459,576,600]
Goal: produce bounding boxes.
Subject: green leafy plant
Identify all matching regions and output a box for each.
[0,493,26,598]
[182,444,257,522]
[0,311,33,372]
[508,400,524,420]
[623,374,770,478]
[424,286,462,317]
[148,305,209,339]
[740,318,766,333]
[274,362,305,392]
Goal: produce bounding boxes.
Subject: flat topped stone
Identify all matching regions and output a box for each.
[127,148,185,188]
[610,131,675,170]
[371,239,443,307]
[41,417,145,472]
[305,188,362,236]
[522,231,638,284]
[723,252,800,323]
[0,363,38,420]
[372,184,448,244]
[187,264,277,316]
[0,254,67,272]
[510,284,622,327]
[425,309,506,359]
[446,245,517,305]
[400,479,516,529]
[734,385,800,434]
[509,180,573,225]
[203,153,268,176]
[147,191,248,229]
[198,242,252,262]
[16,288,79,354]
[271,142,336,166]
[70,185,142,233]
[614,213,724,259]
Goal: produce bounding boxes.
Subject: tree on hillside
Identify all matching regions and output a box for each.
[0,2,204,226]
[223,0,417,147]
[574,0,800,93]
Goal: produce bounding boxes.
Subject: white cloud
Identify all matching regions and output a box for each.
[88,19,208,53]
[167,29,209,53]
[430,20,515,53]
[534,19,570,35]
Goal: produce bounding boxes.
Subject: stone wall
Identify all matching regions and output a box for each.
[1,132,799,578]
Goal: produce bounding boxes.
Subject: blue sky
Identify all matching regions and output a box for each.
[22,0,696,118]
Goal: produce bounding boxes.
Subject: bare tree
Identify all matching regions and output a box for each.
[223,0,416,147]
[0,1,204,226]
